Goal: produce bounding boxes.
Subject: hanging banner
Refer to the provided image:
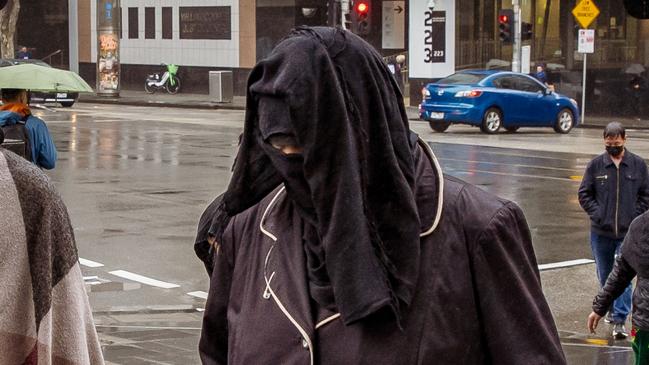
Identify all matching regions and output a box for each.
[97,0,120,96]
[409,0,455,78]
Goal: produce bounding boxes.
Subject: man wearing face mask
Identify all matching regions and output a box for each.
[197,27,566,364]
[579,122,649,339]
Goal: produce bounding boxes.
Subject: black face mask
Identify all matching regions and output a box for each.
[606,145,624,157]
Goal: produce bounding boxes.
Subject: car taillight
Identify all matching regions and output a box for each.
[422,87,431,98]
[454,90,483,98]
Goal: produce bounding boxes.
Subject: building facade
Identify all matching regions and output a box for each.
[11,0,649,117]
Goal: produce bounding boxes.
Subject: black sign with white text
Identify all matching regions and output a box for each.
[424,10,446,63]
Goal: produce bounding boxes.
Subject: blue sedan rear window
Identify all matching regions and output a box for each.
[437,73,487,85]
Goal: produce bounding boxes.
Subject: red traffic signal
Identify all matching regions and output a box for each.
[498,9,514,44]
[351,1,371,36]
[354,2,369,15]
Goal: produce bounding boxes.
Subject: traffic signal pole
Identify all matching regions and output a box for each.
[512,0,522,73]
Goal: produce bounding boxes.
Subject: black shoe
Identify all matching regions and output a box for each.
[613,323,628,339]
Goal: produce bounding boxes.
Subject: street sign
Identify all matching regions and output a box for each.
[408,0,456,78]
[572,0,600,29]
[382,1,405,49]
[578,29,595,53]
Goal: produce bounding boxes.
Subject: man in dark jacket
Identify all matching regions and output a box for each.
[588,211,649,363]
[197,27,566,364]
[578,122,649,339]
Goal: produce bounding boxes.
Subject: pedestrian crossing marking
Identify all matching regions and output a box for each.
[109,270,180,289]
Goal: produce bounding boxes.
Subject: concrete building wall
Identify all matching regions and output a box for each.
[89,0,241,67]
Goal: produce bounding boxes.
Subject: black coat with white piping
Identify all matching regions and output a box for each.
[198,141,566,365]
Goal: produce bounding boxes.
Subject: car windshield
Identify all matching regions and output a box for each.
[437,73,488,85]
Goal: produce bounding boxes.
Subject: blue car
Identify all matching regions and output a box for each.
[419,70,580,134]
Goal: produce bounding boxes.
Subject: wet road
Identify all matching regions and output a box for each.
[31,103,649,363]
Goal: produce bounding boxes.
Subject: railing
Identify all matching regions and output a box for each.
[41,49,64,67]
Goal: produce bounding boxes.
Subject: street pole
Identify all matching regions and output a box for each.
[512,0,521,73]
[68,0,79,73]
[581,53,587,125]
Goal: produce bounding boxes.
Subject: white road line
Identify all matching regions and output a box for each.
[538,259,595,271]
[109,270,180,289]
[187,291,208,299]
[79,258,104,268]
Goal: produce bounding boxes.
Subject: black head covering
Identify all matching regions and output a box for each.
[209,26,420,326]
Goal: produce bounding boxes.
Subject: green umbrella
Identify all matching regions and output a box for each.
[0,63,94,93]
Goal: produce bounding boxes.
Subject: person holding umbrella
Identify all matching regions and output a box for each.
[0,88,57,169]
[0,63,93,169]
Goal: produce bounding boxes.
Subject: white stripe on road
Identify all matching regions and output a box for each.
[79,258,104,268]
[109,270,180,289]
[538,259,595,271]
[187,291,208,299]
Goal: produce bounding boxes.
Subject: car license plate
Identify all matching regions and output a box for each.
[56,93,67,98]
[430,112,444,119]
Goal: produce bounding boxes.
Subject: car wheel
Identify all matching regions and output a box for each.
[481,108,502,134]
[429,121,451,133]
[554,109,574,134]
[504,126,519,133]
[60,101,74,107]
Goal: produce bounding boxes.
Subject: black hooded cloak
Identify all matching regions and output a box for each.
[197,26,566,365]
[207,27,421,325]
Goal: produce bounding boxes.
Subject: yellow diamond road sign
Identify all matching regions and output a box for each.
[572,0,600,29]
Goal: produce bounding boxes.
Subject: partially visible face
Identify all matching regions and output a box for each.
[536,66,543,73]
[267,134,303,155]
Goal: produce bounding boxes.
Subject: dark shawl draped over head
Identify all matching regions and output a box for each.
[207,26,421,326]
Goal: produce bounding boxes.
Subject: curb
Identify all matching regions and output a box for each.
[78,98,245,111]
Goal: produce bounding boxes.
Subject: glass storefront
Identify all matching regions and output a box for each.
[408,0,649,117]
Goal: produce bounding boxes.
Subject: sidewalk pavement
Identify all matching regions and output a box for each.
[79,89,649,130]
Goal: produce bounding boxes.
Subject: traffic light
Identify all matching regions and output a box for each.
[351,1,371,36]
[522,22,533,41]
[498,9,514,43]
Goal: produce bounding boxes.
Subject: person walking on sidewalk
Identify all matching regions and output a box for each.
[588,210,649,364]
[579,121,649,339]
[197,26,566,365]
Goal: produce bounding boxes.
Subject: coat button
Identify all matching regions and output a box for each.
[301,339,309,349]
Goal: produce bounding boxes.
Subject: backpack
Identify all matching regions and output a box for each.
[1,116,32,162]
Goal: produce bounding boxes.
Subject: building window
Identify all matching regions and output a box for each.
[128,7,138,39]
[145,7,155,39]
[162,7,173,39]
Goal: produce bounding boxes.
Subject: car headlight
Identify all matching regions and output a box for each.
[570,98,579,107]
[421,88,431,98]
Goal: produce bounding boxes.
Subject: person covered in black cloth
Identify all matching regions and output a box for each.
[196,26,566,365]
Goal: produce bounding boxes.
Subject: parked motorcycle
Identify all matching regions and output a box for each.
[145,63,180,94]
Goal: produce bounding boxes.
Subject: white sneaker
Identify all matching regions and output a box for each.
[613,323,628,340]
